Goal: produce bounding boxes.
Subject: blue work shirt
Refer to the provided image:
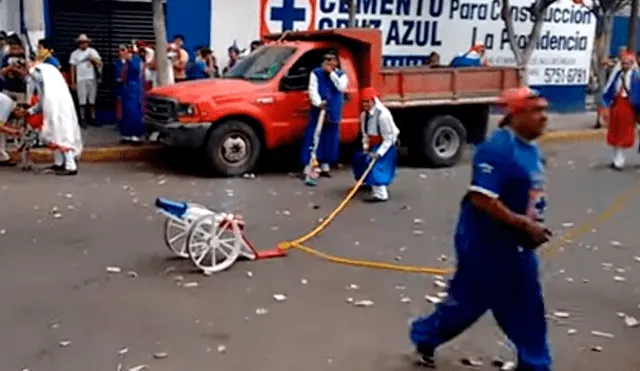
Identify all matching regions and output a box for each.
[455,127,546,260]
[43,55,61,69]
[187,59,209,80]
[310,67,345,124]
[450,53,482,67]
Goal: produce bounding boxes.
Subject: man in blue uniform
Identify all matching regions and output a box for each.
[300,50,348,185]
[409,87,553,371]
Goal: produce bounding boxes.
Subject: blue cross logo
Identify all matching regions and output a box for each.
[270,0,306,31]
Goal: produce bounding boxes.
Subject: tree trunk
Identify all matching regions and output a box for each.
[595,14,614,108]
[629,0,638,54]
[153,0,170,87]
[501,0,549,86]
[347,0,356,27]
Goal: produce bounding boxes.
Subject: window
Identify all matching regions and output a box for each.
[224,46,296,81]
[281,48,333,91]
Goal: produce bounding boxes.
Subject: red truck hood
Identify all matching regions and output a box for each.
[150,79,260,102]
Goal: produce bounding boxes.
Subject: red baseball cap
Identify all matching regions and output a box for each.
[499,87,548,115]
[361,87,377,100]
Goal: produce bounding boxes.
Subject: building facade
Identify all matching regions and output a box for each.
[5,0,595,113]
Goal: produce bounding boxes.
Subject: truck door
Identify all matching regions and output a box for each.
[277,48,334,144]
[336,50,360,143]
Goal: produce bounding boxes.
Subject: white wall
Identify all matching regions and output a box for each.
[0,0,44,51]
[0,0,21,32]
[24,0,45,50]
[211,0,260,69]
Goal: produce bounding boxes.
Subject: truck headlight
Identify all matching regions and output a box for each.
[177,104,196,116]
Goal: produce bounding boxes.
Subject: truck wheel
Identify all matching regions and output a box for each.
[420,115,467,167]
[205,120,261,177]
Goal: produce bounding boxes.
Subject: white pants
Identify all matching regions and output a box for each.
[371,185,389,200]
[612,148,626,168]
[76,79,97,105]
[0,133,9,162]
[304,163,330,174]
[54,149,78,171]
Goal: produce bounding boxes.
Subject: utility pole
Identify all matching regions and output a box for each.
[348,0,356,27]
[629,0,638,54]
[152,0,170,86]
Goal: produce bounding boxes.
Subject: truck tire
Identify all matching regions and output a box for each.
[420,115,467,167]
[205,120,261,177]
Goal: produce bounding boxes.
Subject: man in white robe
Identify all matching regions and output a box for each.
[352,87,400,202]
[16,62,83,175]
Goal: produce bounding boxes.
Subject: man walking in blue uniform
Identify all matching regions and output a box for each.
[300,50,348,186]
[409,87,553,371]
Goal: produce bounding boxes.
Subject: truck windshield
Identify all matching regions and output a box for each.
[224,46,296,81]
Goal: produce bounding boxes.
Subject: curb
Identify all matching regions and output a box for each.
[538,129,605,144]
[8,144,161,164]
[9,129,605,164]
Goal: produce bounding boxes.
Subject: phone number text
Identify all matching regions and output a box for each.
[542,68,588,85]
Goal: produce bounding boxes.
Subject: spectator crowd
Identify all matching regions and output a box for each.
[0,30,263,144]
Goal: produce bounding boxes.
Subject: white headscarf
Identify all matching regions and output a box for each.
[29,63,83,155]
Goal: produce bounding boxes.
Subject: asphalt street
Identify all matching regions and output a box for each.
[1,141,639,371]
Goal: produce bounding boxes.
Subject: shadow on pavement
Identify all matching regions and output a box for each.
[142,143,455,178]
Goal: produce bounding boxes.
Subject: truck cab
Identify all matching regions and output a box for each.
[145,29,520,176]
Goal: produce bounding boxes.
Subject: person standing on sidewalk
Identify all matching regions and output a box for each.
[69,34,102,127]
[115,44,144,143]
[223,44,241,75]
[0,91,21,166]
[171,35,189,83]
[15,62,83,175]
[1,36,28,103]
[300,51,348,185]
[410,87,552,371]
[36,39,61,69]
[601,52,640,170]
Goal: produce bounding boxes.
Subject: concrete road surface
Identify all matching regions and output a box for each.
[1,142,639,371]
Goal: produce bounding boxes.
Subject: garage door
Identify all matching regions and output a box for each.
[48,0,155,111]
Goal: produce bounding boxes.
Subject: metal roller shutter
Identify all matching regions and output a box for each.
[48,0,154,111]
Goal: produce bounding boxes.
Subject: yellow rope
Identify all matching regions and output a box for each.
[277,159,640,275]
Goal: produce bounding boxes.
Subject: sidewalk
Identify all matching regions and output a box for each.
[82,125,130,147]
[488,112,598,132]
[9,113,602,164]
[81,113,600,147]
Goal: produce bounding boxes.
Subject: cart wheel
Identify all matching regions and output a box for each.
[163,217,190,258]
[186,214,242,274]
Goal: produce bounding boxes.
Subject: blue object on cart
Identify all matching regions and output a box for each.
[155,197,189,218]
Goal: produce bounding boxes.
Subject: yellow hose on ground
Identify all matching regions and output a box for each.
[277,159,640,275]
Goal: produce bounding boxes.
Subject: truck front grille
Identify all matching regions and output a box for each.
[145,96,177,124]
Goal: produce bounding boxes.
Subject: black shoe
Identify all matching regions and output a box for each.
[609,163,623,171]
[364,197,387,203]
[319,171,332,178]
[0,160,16,167]
[42,164,65,173]
[55,169,78,176]
[416,345,436,368]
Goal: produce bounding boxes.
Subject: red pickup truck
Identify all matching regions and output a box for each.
[145,28,520,176]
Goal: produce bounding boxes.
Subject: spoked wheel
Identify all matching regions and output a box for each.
[163,217,190,258]
[186,214,243,274]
